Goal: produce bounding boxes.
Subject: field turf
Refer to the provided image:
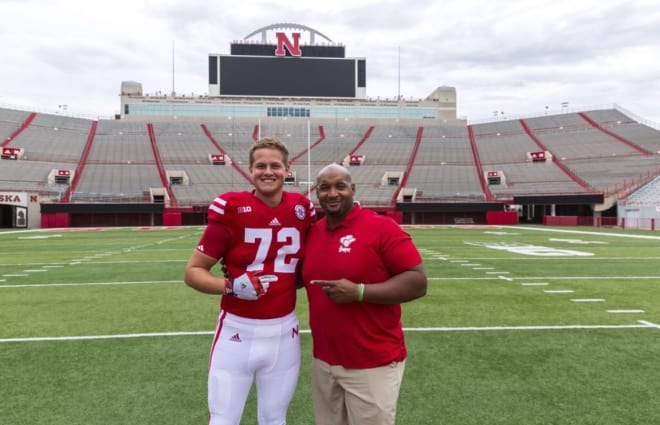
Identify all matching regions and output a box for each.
[1,225,659,424]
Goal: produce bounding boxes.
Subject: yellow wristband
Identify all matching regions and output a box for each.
[357,283,365,302]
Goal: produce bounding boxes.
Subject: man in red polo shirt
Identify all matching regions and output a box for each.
[301,163,427,425]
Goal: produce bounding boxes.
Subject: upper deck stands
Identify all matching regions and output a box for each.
[583,109,660,154]
[152,122,216,164]
[5,113,92,162]
[469,121,538,165]
[0,108,32,143]
[353,124,418,165]
[88,121,154,163]
[522,114,644,159]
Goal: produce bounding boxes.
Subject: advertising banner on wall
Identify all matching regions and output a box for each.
[0,192,28,207]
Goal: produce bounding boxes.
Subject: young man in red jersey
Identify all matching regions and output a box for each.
[184,137,316,425]
[301,163,427,425]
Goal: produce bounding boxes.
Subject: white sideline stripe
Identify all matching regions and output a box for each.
[571,298,605,302]
[23,269,48,272]
[544,290,575,293]
[0,280,181,289]
[522,282,549,286]
[608,309,645,314]
[2,322,656,343]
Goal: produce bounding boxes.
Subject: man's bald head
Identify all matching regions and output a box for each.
[317,163,352,183]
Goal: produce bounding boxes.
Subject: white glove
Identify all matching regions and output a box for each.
[224,272,278,300]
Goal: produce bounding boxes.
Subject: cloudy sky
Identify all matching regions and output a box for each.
[1,0,659,123]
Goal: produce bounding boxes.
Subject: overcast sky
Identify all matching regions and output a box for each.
[1,0,659,123]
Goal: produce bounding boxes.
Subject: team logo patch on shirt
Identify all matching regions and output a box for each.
[338,235,356,253]
[237,205,252,214]
[294,204,306,220]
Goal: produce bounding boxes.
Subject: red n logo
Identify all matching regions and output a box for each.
[275,32,302,57]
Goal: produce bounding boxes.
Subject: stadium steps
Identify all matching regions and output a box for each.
[347,125,374,157]
[201,123,252,184]
[391,126,424,207]
[467,125,494,201]
[147,123,177,207]
[61,120,98,203]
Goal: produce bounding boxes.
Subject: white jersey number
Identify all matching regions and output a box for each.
[244,227,300,274]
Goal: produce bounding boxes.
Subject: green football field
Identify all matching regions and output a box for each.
[1,225,659,424]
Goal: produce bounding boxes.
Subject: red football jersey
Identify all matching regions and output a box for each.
[197,191,316,319]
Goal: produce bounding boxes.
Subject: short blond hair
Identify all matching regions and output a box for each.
[248,137,290,167]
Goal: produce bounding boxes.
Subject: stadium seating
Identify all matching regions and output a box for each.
[1,107,659,214]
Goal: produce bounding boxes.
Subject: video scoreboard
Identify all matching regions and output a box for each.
[208,29,366,99]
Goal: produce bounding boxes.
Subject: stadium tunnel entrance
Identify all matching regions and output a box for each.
[0,204,28,228]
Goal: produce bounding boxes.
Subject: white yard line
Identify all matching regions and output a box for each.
[0,280,181,289]
[512,226,660,240]
[3,322,657,343]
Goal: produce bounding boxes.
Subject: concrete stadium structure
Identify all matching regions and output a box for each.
[1,24,659,229]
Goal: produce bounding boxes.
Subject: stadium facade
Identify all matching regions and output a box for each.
[119,23,460,123]
[1,23,659,229]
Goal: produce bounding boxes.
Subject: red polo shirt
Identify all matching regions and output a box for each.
[302,204,422,368]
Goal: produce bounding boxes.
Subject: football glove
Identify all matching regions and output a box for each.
[224,272,278,300]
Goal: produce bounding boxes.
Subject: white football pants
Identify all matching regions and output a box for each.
[208,310,301,425]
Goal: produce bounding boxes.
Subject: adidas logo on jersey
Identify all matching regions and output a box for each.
[229,333,242,342]
[269,217,281,227]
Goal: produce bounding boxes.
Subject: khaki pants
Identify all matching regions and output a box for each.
[311,357,406,425]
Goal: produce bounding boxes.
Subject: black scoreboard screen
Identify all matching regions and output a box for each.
[214,55,363,98]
